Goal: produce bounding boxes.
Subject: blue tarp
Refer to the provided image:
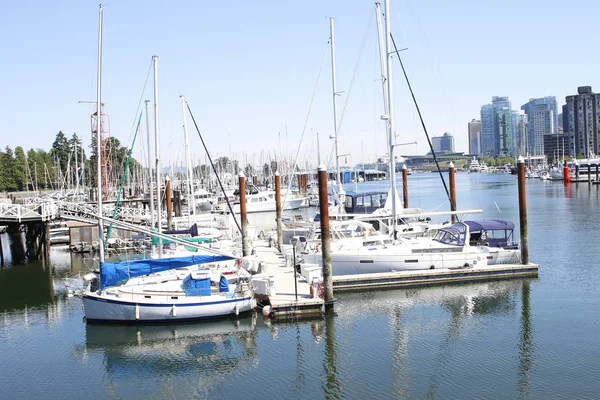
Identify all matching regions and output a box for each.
[100,254,234,289]
[182,273,211,296]
[219,275,229,292]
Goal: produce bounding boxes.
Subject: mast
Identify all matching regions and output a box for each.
[375,3,389,114]
[181,95,196,224]
[330,17,341,192]
[153,55,163,256]
[145,100,155,238]
[384,0,398,238]
[81,141,85,194]
[96,4,105,262]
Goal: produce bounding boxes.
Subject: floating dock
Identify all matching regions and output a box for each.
[253,240,539,316]
[252,240,324,318]
[332,263,539,291]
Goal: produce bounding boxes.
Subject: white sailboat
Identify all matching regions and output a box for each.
[81,9,254,322]
[301,0,520,276]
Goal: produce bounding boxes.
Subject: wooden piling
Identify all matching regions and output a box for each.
[588,165,592,186]
[43,221,50,266]
[275,171,283,251]
[402,165,408,208]
[517,156,529,265]
[165,177,173,230]
[239,172,250,256]
[0,233,4,266]
[596,164,599,182]
[449,161,457,223]
[575,164,580,181]
[318,164,334,309]
[563,160,570,184]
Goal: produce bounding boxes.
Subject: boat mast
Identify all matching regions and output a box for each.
[181,95,196,224]
[145,99,155,239]
[384,0,398,238]
[330,17,341,198]
[96,4,105,262]
[153,55,163,256]
[375,3,389,116]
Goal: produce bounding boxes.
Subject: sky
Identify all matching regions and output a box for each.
[1,0,599,171]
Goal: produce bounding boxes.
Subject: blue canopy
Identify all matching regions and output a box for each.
[464,220,514,231]
[100,254,234,289]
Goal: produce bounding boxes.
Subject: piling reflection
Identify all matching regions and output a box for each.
[518,280,533,399]
[323,310,341,400]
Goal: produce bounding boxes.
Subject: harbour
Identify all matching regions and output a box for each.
[2,0,599,398]
[2,173,599,398]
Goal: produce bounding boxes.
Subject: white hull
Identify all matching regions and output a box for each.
[83,293,254,322]
[232,197,306,213]
[303,246,519,276]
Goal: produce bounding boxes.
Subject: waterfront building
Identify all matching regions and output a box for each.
[468,119,481,156]
[496,107,512,157]
[521,96,558,156]
[432,132,455,153]
[562,86,600,157]
[511,111,527,157]
[480,96,511,157]
[543,133,573,163]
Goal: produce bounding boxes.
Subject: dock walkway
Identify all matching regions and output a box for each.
[253,240,324,317]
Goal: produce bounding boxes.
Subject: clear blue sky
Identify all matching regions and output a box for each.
[1,0,598,170]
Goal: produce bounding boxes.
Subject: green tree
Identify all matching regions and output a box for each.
[49,131,70,173]
[13,146,27,191]
[1,147,17,191]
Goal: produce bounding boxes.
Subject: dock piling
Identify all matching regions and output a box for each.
[275,171,282,251]
[402,164,408,208]
[517,156,529,265]
[165,177,173,230]
[563,160,570,184]
[318,164,334,309]
[239,172,250,256]
[449,161,457,223]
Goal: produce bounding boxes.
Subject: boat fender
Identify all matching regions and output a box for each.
[172,304,177,317]
[135,304,140,320]
[262,305,272,318]
[234,303,239,316]
[316,243,321,253]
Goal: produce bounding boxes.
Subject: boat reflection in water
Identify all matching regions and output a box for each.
[79,315,259,393]
[73,278,534,399]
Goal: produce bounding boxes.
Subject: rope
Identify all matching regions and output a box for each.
[185,102,242,234]
[390,33,454,216]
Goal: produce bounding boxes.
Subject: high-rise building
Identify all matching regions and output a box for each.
[511,110,527,157]
[432,132,455,153]
[563,86,600,157]
[480,96,511,157]
[521,96,558,156]
[468,119,481,155]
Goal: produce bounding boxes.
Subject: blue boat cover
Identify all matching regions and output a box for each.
[100,254,234,289]
[464,220,514,231]
[219,275,229,292]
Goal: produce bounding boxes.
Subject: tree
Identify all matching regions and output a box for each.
[49,131,70,173]
[13,146,27,191]
[1,147,17,191]
[244,164,254,178]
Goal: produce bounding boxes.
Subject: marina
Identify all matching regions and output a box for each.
[2,0,600,398]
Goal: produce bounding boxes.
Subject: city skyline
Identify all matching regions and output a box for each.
[1,0,599,168]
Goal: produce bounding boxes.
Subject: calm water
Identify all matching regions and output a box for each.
[1,173,600,399]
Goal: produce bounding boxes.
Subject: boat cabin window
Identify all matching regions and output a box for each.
[433,224,466,246]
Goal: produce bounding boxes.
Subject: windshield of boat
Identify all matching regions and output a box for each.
[433,223,466,246]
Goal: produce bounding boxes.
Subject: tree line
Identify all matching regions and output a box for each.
[0,131,139,192]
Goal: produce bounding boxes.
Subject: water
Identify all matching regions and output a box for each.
[2,173,600,399]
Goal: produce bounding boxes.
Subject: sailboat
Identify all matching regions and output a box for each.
[301,0,520,275]
[81,7,254,322]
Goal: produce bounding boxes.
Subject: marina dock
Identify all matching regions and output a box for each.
[252,240,324,318]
